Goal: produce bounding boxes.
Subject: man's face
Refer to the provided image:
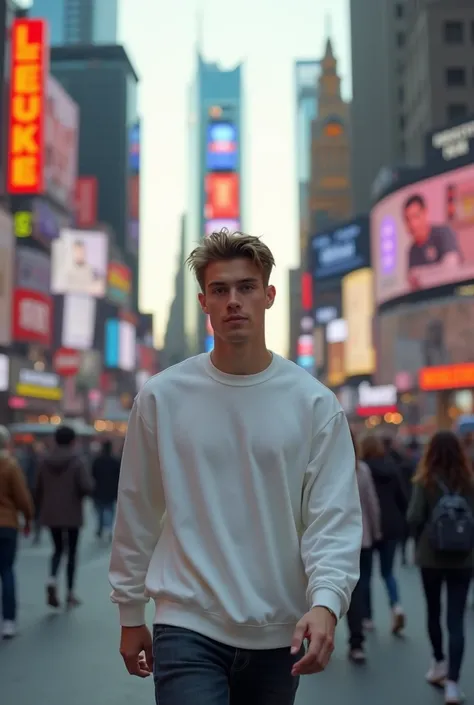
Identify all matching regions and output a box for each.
[404,202,430,243]
[73,243,86,265]
[198,258,276,345]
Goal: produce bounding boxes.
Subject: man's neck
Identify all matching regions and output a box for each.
[211,339,272,375]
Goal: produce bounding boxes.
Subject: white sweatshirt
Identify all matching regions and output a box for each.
[109,353,362,649]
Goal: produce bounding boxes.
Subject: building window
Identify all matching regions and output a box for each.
[396,31,405,48]
[398,86,405,103]
[395,2,404,19]
[446,67,466,87]
[444,21,464,44]
[399,114,406,131]
[447,103,468,122]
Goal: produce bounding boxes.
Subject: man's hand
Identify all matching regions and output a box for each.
[120,625,153,678]
[290,606,336,676]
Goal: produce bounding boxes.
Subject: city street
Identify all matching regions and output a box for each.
[1,518,473,705]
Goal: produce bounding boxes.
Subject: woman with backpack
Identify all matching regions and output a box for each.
[408,430,474,705]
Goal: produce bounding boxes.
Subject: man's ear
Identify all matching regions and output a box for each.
[266,285,276,309]
[198,292,208,314]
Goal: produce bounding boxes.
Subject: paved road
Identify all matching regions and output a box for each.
[1,524,473,705]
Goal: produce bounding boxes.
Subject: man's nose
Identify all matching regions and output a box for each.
[227,288,242,308]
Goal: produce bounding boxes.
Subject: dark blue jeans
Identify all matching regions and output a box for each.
[153,625,302,705]
[421,568,472,682]
[0,527,18,621]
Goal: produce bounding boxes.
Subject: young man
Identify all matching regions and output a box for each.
[109,230,362,705]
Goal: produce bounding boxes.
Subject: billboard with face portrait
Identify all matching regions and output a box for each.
[51,229,109,297]
[371,163,474,305]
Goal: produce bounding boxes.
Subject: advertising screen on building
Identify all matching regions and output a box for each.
[16,247,50,296]
[75,177,98,228]
[51,228,109,297]
[375,297,474,386]
[45,76,79,210]
[310,216,370,283]
[206,122,238,171]
[61,294,96,351]
[7,19,48,195]
[205,173,239,220]
[107,262,131,306]
[12,288,52,347]
[342,267,375,377]
[372,162,474,305]
[0,209,14,346]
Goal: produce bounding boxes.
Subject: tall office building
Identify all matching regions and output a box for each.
[403,0,474,164]
[350,0,406,213]
[309,37,352,235]
[30,0,118,45]
[50,44,140,306]
[184,53,243,356]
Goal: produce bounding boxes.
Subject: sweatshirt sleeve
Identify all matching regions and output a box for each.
[300,410,362,620]
[109,398,166,627]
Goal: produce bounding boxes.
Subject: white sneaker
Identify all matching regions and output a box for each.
[392,604,405,634]
[445,680,464,704]
[426,659,447,685]
[2,620,17,639]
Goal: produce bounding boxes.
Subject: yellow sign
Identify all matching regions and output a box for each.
[14,211,33,238]
[16,384,63,400]
[342,267,375,377]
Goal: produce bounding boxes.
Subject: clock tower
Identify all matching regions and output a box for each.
[309,37,352,248]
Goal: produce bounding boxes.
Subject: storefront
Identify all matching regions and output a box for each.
[8,358,63,423]
[419,362,474,429]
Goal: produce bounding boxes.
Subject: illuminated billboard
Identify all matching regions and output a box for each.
[205,173,239,220]
[310,216,370,284]
[342,267,375,377]
[206,122,238,171]
[7,19,48,195]
[205,219,240,236]
[51,228,109,297]
[371,162,474,305]
[45,76,79,210]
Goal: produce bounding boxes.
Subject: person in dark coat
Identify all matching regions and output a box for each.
[92,440,120,540]
[36,426,94,609]
[360,434,409,635]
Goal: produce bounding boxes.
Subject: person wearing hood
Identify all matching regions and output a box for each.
[360,434,409,634]
[36,425,94,609]
[0,426,34,639]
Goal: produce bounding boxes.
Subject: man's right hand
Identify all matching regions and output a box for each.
[120,625,153,678]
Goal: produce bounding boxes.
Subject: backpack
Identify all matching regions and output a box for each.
[428,479,474,554]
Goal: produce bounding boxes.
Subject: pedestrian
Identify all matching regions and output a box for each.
[92,440,120,541]
[109,229,362,705]
[407,430,474,705]
[346,430,382,663]
[0,425,34,638]
[36,425,94,609]
[360,434,408,634]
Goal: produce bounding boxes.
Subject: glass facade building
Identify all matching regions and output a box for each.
[184,54,243,356]
[30,0,118,45]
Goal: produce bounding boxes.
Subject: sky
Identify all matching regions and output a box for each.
[23,0,352,354]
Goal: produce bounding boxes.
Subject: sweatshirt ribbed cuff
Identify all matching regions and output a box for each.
[118,603,146,627]
[310,588,342,621]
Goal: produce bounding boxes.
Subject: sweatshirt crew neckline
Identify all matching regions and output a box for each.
[202,351,279,386]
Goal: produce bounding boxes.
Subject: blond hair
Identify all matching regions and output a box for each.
[186,228,275,291]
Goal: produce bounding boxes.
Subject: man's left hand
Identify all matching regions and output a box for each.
[290,606,336,676]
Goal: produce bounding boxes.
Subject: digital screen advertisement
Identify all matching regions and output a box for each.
[107,262,131,306]
[16,247,51,297]
[372,162,474,305]
[12,288,52,347]
[51,228,109,297]
[205,173,240,220]
[205,219,240,236]
[310,216,370,283]
[206,122,238,171]
[375,297,474,386]
[45,76,79,210]
[75,177,97,229]
[342,267,375,377]
[61,294,96,350]
[104,319,136,370]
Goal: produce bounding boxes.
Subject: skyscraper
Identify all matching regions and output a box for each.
[184,53,243,356]
[309,38,352,236]
[30,0,118,45]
